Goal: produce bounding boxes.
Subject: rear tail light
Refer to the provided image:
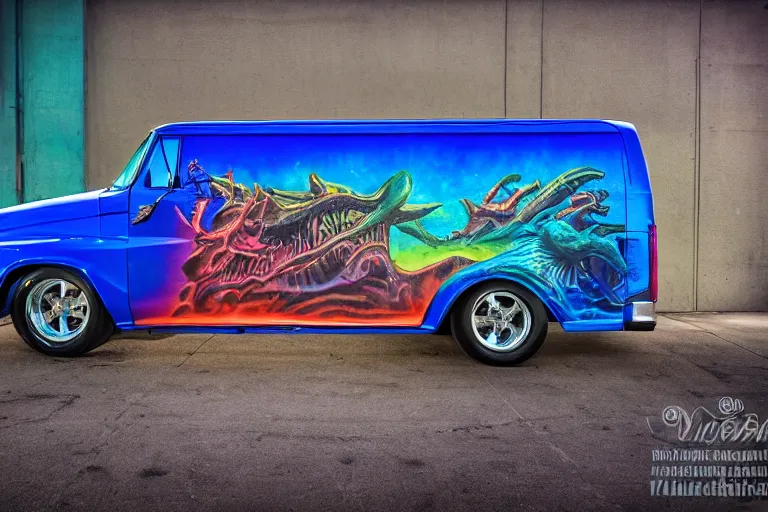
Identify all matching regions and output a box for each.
[649,224,658,302]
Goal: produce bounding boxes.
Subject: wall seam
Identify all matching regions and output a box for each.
[82,0,88,190]
[503,0,508,118]
[539,0,544,119]
[693,0,703,311]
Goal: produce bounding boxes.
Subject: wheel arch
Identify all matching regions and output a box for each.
[0,263,113,326]
[426,276,562,333]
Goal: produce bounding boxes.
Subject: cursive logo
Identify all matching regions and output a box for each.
[661,397,768,446]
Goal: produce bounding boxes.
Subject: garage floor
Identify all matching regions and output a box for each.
[0,313,766,511]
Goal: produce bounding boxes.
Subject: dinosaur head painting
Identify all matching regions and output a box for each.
[173,163,468,323]
[394,166,628,309]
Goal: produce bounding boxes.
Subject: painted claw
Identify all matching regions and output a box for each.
[483,173,522,204]
[516,167,605,223]
[390,203,443,225]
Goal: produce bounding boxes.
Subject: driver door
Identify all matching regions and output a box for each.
[127,136,195,325]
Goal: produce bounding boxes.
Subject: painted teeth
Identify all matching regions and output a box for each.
[290,209,364,256]
[219,209,388,283]
[322,215,334,234]
[316,209,361,239]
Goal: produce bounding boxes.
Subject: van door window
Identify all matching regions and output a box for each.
[143,137,180,189]
[162,137,180,186]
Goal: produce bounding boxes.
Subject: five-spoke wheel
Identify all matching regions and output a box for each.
[471,291,531,352]
[11,268,113,356]
[26,279,91,345]
[451,281,547,365]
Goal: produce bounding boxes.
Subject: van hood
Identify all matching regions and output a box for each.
[0,190,105,233]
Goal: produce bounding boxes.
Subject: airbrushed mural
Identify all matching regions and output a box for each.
[149,134,630,326]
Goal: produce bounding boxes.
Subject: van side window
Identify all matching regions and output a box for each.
[143,137,180,189]
[162,137,180,186]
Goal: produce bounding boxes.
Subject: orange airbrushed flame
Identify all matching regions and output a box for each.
[136,257,457,327]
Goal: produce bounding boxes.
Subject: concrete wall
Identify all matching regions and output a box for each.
[85,0,768,312]
[86,0,506,187]
[697,0,768,311]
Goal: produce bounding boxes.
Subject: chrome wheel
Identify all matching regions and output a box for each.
[25,279,90,346]
[471,291,531,352]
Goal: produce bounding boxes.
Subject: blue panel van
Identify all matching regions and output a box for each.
[0,120,657,365]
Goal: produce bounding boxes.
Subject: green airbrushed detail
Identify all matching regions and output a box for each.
[392,167,618,270]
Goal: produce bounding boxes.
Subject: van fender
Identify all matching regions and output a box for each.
[421,264,567,331]
[0,237,131,324]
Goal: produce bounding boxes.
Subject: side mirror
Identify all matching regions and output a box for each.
[132,189,173,225]
[132,202,158,225]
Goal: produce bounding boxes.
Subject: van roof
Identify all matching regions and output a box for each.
[153,119,636,135]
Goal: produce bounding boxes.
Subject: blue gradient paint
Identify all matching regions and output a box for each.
[178,132,627,258]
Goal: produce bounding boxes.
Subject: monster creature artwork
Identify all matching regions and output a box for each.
[171,159,629,326]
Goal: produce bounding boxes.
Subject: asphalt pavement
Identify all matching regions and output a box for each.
[0,313,766,511]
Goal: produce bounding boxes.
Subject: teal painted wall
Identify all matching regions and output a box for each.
[20,0,85,202]
[0,0,17,208]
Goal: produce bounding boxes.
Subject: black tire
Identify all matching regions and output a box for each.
[434,320,452,336]
[10,268,114,356]
[450,281,548,366]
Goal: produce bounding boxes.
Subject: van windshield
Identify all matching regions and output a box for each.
[110,135,151,190]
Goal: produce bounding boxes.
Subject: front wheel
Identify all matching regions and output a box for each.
[10,268,114,356]
[450,281,548,366]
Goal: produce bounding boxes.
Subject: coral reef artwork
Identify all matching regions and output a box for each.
[169,153,629,327]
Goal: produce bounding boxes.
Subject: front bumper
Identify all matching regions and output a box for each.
[624,301,656,331]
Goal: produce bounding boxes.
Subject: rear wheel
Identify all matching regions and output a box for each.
[10,268,113,356]
[450,281,548,366]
